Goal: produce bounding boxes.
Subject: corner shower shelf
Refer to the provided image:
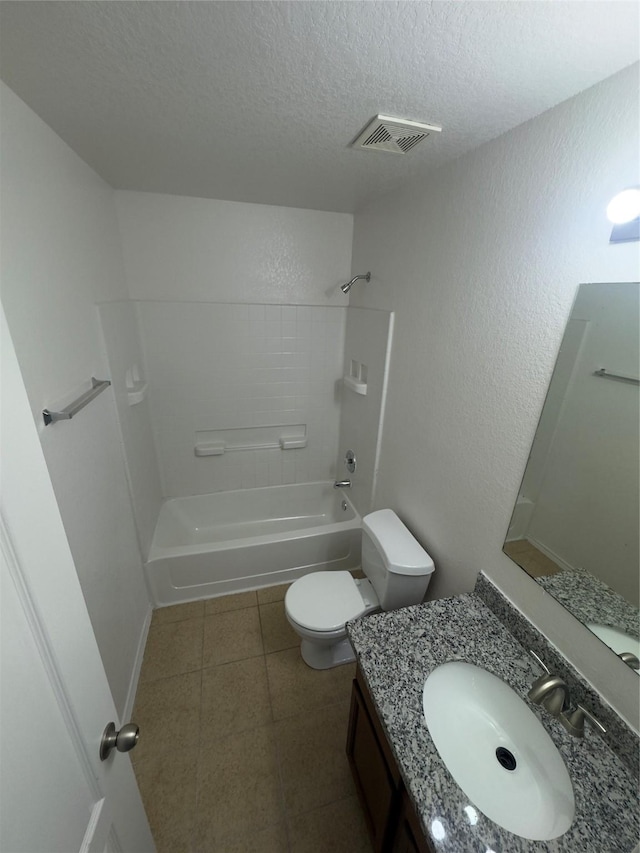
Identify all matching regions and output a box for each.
[125,366,148,405]
[343,375,368,395]
[127,381,148,406]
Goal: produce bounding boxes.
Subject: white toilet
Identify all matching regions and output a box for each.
[284,509,435,669]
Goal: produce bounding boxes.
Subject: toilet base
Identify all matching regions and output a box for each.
[300,637,356,670]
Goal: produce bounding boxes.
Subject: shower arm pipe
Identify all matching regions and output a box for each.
[340,272,371,294]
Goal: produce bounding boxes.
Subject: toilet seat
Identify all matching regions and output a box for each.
[285,571,377,633]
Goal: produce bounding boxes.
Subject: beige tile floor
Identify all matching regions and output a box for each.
[503,539,561,579]
[132,583,372,853]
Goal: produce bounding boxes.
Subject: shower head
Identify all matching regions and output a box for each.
[340,272,371,294]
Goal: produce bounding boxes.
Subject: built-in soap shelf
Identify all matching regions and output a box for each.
[195,425,307,457]
[343,359,368,395]
[125,366,148,406]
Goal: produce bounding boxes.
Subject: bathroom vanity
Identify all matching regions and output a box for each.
[346,574,639,852]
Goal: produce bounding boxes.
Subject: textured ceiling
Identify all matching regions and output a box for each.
[1,1,638,213]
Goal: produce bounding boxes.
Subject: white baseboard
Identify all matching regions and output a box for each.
[122,605,152,722]
[527,536,575,574]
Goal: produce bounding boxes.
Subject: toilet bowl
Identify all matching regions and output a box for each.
[285,571,380,669]
[285,509,435,669]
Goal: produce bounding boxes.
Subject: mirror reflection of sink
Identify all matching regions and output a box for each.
[422,661,575,841]
[586,623,640,668]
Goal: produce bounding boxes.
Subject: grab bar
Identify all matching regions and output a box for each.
[194,436,308,456]
[593,368,640,386]
[43,377,111,426]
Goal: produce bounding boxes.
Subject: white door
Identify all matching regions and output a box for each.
[0,308,155,853]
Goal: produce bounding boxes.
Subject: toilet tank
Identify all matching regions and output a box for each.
[362,509,435,611]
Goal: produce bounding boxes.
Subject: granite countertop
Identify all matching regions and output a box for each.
[536,567,639,640]
[346,593,640,853]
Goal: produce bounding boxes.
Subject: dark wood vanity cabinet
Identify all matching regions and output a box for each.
[346,666,434,853]
[390,787,432,853]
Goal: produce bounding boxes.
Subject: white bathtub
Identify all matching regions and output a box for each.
[145,481,362,605]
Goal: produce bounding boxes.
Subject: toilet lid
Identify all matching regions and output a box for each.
[285,571,366,632]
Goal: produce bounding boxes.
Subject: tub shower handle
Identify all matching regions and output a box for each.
[345,450,357,474]
[333,480,352,488]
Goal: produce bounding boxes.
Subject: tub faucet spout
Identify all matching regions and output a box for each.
[333,480,352,489]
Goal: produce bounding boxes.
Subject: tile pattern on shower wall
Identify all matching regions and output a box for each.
[137,302,346,497]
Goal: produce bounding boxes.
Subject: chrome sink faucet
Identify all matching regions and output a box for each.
[333,480,351,488]
[527,651,568,717]
[559,703,607,738]
[527,650,607,738]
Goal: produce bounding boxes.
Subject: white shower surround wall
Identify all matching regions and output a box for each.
[137,300,347,497]
[146,481,362,605]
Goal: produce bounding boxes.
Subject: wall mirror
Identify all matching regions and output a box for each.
[503,282,640,672]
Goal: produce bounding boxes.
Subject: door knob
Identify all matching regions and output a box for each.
[100,721,140,761]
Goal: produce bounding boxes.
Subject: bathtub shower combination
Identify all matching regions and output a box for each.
[145,481,362,605]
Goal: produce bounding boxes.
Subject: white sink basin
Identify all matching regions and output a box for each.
[423,661,574,840]
[586,623,640,667]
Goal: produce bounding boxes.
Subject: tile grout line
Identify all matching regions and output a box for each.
[138,664,204,687]
[201,603,263,669]
[256,599,267,659]
[190,613,206,853]
[266,651,294,853]
[200,648,266,670]
[286,790,362,824]
[203,598,259,618]
[259,600,294,852]
[271,694,352,726]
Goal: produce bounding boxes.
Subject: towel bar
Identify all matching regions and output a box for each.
[43,378,111,426]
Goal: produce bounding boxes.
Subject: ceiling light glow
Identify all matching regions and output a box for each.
[464,805,479,825]
[606,188,640,224]
[431,819,446,841]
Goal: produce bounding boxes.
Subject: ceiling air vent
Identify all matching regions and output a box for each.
[351,114,442,155]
